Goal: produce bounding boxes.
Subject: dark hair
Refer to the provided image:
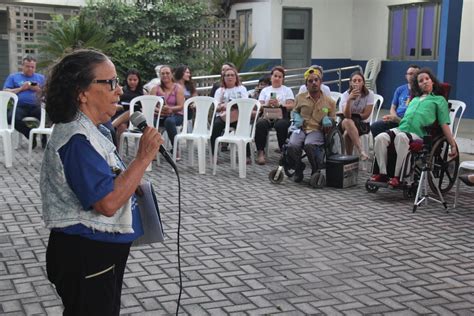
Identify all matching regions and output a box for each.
[220,66,241,88]
[45,49,109,123]
[410,67,441,97]
[23,55,37,63]
[408,64,420,70]
[258,74,271,85]
[124,68,143,92]
[271,66,285,77]
[347,71,369,96]
[173,65,196,95]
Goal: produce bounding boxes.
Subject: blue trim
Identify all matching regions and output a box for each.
[437,0,463,97]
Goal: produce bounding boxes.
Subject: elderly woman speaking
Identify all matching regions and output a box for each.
[40,49,164,315]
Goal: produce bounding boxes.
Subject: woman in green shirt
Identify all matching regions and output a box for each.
[371,68,457,187]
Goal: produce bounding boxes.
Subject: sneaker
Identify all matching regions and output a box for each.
[370,174,388,183]
[388,176,400,187]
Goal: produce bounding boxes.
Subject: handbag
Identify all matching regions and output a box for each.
[262,107,283,120]
[133,182,165,246]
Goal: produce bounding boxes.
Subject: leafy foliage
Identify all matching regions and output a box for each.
[209,42,270,77]
[81,0,208,80]
[36,14,112,69]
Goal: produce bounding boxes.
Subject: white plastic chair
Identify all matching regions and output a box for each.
[0,91,18,168]
[172,96,218,174]
[359,93,383,170]
[448,100,466,139]
[454,161,474,209]
[330,91,342,110]
[364,58,381,93]
[119,95,164,165]
[28,105,53,165]
[213,98,261,178]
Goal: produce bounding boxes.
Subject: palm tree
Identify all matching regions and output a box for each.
[36,14,112,69]
[210,42,268,74]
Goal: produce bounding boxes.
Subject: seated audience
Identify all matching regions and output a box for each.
[298,65,331,97]
[339,70,374,160]
[249,74,271,99]
[287,67,336,182]
[174,65,197,120]
[150,65,185,152]
[255,66,295,165]
[3,55,45,146]
[144,64,163,93]
[209,62,236,98]
[370,64,420,137]
[210,66,249,158]
[371,68,457,187]
[112,69,146,144]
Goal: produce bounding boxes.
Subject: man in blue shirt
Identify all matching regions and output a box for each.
[3,55,45,144]
[370,64,419,137]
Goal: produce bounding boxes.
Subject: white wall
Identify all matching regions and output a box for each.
[230,0,353,59]
[459,0,473,61]
[231,0,472,63]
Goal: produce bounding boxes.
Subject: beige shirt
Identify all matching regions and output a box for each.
[294,92,336,133]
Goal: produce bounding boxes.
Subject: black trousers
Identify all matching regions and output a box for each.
[46,231,131,316]
[255,118,290,151]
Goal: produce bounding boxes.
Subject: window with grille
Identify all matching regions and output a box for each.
[387,1,440,60]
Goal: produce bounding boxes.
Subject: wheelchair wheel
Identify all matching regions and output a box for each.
[365,180,379,193]
[326,127,345,156]
[269,169,284,184]
[427,138,459,194]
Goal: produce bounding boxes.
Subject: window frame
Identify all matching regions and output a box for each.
[236,9,252,48]
[387,1,441,61]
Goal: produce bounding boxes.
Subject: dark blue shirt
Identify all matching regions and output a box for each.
[55,134,143,243]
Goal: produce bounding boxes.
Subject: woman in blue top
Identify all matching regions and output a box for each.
[40,49,164,315]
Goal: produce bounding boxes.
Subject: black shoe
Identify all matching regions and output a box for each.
[459,175,474,187]
[294,169,304,183]
[293,163,305,183]
[41,135,47,149]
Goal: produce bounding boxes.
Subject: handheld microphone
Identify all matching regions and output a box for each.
[130,111,177,169]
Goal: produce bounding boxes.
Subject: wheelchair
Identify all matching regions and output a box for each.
[268,120,345,188]
[365,124,459,198]
[365,82,459,198]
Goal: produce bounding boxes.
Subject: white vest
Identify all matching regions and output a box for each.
[40,112,133,233]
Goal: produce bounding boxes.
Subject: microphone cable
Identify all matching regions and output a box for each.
[170,161,183,316]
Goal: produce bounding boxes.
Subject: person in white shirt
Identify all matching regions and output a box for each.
[210,66,249,159]
[255,66,295,165]
[339,71,374,160]
[297,65,331,97]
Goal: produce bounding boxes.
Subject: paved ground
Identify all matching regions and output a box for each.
[1,141,474,316]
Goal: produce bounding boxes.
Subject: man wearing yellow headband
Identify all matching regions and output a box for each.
[298,65,331,96]
[287,70,336,183]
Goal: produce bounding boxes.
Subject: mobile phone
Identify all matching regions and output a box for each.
[30,81,38,86]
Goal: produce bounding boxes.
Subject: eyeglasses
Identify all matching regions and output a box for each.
[307,79,319,84]
[92,77,120,91]
[224,73,236,77]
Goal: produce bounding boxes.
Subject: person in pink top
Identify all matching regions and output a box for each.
[150,65,185,152]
